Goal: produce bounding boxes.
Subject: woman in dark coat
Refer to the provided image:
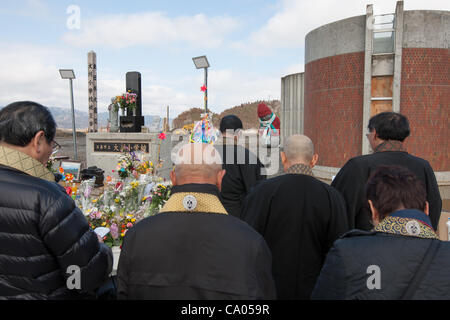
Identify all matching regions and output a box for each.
[312,166,450,300]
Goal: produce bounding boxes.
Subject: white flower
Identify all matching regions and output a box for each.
[84,208,93,216]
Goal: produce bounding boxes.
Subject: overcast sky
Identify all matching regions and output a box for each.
[0,0,448,117]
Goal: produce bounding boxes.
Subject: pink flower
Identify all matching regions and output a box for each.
[158,132,166,140]
[127,222,133,228]
[110,223,119,239]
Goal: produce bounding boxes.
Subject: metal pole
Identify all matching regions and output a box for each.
[69,78,78,160]
[204,67,208,114]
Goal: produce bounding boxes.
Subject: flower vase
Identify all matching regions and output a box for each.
[111,245,121,275]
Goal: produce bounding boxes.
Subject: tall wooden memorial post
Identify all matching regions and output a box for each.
[87,51,98,132]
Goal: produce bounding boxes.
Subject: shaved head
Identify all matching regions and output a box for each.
[283,134,315,164]
[171,143,225,187]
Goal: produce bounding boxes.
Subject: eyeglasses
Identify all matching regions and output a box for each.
[51,140,61,154]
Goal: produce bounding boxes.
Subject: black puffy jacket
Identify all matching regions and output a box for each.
[311,229,450,299]
[0,164,112,299]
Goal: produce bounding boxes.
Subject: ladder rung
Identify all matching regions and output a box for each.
[371,97,393,101]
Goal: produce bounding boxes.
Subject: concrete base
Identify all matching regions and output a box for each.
[86,132,174,180]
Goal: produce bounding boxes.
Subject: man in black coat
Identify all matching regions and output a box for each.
[117,142,276,299]
[331,112,442,231]
[241,134,349,299]
[0,101,112,299]
[215,115,266,218]
[312,166,450,300]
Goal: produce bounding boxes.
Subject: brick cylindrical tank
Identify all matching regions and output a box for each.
[400,11,449,172]
[303,9,449,171]
[304,15,366,168]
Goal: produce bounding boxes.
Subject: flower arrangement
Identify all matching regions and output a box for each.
[81,175,171,247]
[73,147,171,247]
[46,157,56,173]
[146,183,171,216]
[115,149,154,179]
[114,91,137,112]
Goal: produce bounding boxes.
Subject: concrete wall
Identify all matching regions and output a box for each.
[305,15,366,64]
[86,132,174,180]
[402,10,450,48]
[280,72,304,144]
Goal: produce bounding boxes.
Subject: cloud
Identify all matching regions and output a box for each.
[282,63,304,76]
[235,0,450,53]
[62,11,240,49]
[0,43,282,121]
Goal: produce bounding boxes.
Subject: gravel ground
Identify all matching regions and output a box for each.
[54,131,87,168]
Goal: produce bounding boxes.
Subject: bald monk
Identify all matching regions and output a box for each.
[241,134,349,299]
[117,143,276,300]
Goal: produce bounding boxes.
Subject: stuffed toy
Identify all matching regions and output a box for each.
[257,103,280,147]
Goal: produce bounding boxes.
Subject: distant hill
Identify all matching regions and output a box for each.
[172,100,281,130]
[0,106,170,132]
[46,107,169,131]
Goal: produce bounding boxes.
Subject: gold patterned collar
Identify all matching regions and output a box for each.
[0,145,55,182]
[285,163,314,176]
[159,184,228,215]
[374,215,438,239]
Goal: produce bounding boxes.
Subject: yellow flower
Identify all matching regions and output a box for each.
[92,199,98,203]
[102,222,106,226]
[131,218,136,222]
[114,198,120,203]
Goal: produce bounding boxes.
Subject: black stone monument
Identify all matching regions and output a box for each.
[120,72,145,132]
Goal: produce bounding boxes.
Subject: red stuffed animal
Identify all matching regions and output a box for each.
[257,103,280,146]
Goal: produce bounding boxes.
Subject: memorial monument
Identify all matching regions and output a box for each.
[86,66,172,179]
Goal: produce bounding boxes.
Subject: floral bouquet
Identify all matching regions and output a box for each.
[83,175,171,247]
[115,148,155,180]
[143,181,172,217]
[114,91,137,112]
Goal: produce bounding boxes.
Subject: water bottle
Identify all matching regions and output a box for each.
[447,218,450,241]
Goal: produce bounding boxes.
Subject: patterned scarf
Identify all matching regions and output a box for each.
[159,184,228,215]
[285,163,314,177]
[0,145,55,182]
[374,209,438,239]
[374,140,407,153]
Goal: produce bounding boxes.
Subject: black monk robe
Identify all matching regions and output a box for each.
[331,141,442,231]
[215,139,266,218]
[117,183,276,300]
[241,164,349,300]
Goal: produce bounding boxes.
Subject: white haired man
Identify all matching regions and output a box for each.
[117,143,276,299]
[241,134,349,299]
